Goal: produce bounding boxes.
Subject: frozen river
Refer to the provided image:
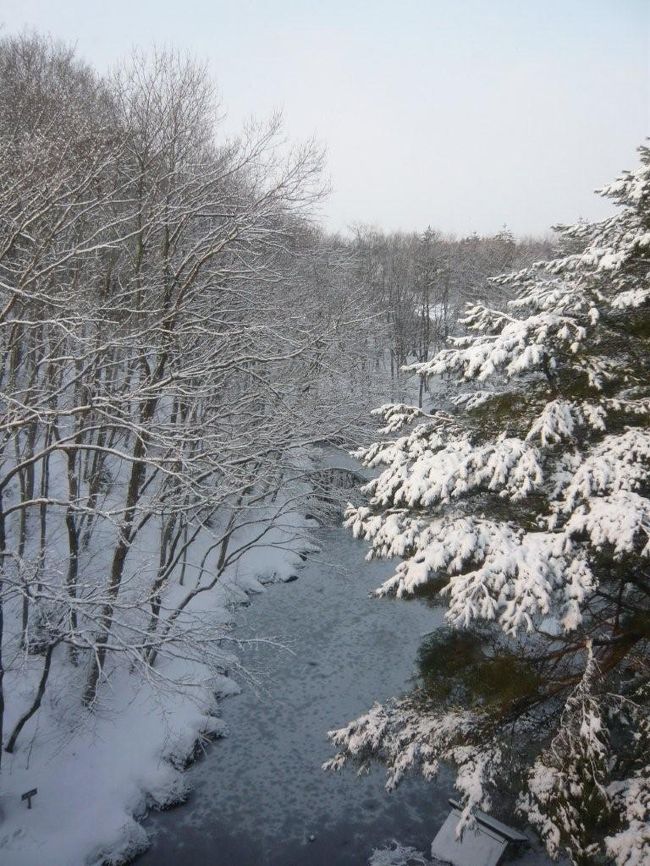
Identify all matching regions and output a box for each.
[136,524,550,866]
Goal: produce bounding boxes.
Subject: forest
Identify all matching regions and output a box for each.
[0,27,647,866]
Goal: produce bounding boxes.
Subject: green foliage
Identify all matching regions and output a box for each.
[416,629,542,712]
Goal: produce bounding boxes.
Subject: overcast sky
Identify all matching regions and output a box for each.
[2,0,648,237]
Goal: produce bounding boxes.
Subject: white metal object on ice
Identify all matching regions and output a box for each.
[430,800,528,866]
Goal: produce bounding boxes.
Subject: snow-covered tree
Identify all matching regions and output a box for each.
[326,147,650,866]
[0,36,387,763]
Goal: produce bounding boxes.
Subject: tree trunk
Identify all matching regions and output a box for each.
[5,640,60,753]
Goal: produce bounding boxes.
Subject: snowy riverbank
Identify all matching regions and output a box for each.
[0,503,315,866]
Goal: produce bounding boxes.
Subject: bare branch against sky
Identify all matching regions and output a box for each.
[2,0,648,236]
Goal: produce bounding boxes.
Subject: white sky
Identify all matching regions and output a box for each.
[2,0,649,237]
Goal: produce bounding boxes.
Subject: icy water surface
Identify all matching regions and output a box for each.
[137,526,549,866]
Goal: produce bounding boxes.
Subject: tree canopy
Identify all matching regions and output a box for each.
[326,146,650,866]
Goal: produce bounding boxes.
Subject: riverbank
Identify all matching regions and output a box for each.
[0,502,315,866]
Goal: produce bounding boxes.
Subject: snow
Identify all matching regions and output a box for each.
[0,672,224,866]
[409,308,588,384]
[564,490,650,557]
[0,501,314,866]
[606,773,650,866]
[430,809,507,866]
[369,841,430,865]
[360,434,544,509]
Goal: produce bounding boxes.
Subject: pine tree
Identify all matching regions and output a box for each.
[325,147,650,866]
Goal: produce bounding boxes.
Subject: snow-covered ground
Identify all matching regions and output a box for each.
[0,500,314,866]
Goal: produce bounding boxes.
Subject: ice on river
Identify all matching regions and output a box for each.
[137,526,552,866]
